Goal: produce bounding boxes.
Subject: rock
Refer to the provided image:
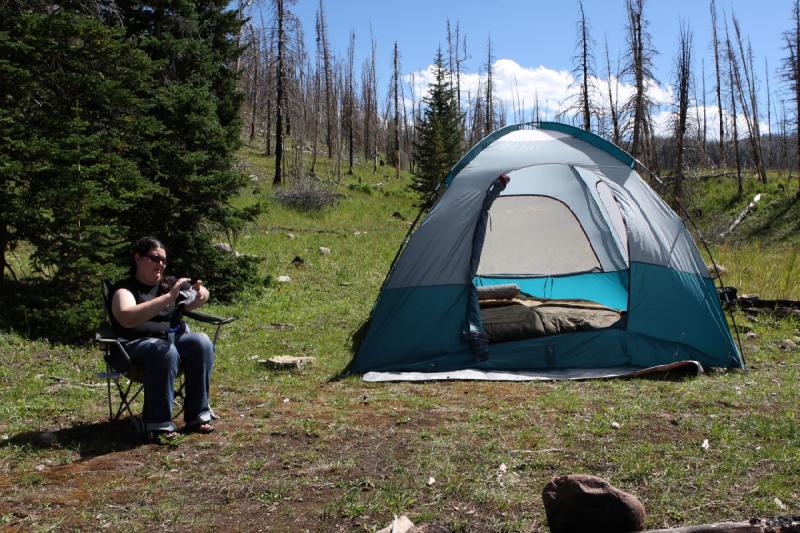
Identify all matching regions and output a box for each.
[286,233,296,240]
[793,336,800,344]
[319,246,331,255]
[213,242,235,254]
[706,263,728,278]
[276,275,291,283]
[542,474,646,533]
[701,438,710,450]
[427,476,436,486]
[291,256,304,267]
[745,331,758,340]
[779,339,797,351]
[261,356,315,370]
[353,231,362,236]
[611,421,621,429]
[377,515,415,533]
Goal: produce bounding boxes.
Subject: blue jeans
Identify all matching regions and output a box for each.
[126,333,215,432]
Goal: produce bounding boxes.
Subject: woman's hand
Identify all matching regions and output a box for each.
[169,277,192,301]
[185,279,210,311]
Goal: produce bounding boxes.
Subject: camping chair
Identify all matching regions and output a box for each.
[95,279,235,432]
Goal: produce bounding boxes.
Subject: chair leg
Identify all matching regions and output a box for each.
[212,324,222,348]
[105,362,114,422]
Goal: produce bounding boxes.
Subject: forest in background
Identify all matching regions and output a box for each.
[237,0,800,203]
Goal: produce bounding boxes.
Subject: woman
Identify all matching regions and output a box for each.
[111,237,215,441]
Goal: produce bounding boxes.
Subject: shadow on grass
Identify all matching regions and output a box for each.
[2,419,142,459]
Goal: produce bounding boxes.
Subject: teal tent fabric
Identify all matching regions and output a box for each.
[474,271,630,311]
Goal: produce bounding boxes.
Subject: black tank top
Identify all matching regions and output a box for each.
[111,277,176,340]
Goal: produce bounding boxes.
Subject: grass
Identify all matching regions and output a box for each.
[1,151,800,531]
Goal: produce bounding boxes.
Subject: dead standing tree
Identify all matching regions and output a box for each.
[710,0,726,166]
[485,35,495,135]
[392,41,401,180]
[672,22,693,203]
[731,14,767,183]
[316,0,335,160]
[604,37,622,145]
[782,0,800,190]
[623,0,657,167]
[726,32,744,197]
[575,0,594,131]
[272,0,289,185]
[345,31,355,175]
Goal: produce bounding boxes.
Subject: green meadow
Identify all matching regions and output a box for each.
[1,151,799,531]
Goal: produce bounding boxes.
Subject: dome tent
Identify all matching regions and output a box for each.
[349,122,743,380]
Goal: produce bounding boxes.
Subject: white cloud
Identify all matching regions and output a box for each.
[405,58,768,141]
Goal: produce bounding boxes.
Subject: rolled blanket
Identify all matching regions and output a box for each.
[477,283,520,301]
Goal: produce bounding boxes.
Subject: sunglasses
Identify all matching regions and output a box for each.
[143,253,167,266]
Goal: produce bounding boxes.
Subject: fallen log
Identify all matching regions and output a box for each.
[717,287,800,312]
[719,193,763,239]
[641,516,800,533]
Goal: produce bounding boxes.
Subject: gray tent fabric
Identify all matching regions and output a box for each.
[385,127,707,290]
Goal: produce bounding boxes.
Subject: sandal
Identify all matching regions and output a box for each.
[185,421,214,434]
[145,430,181,445]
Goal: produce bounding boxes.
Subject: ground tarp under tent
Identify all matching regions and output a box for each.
[349,122,743,380]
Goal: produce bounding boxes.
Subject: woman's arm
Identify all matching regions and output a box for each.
[183,280,209,312]
[112,278,190,328]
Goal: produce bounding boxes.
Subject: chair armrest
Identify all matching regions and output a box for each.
[95,322,133,367]
[184,310,236,326]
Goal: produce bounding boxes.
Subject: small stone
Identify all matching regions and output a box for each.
[377,515,414,533]
[427,476,436,486]
[774,497,787,511]
[353,231,362,236]
[318,246,331,255]
[745,331,758,340]
[793,336,800,344]
[779,339,797,351]
[276,275,291,283]
[35,464,46,472]
[0,434,8,441]
[261,356,315,370]
[213,242,235,254]
[611,421,621,429]
[706,263,728,278]
[286,233,296,240]
[701,439,710,450]
[282,398,290,403]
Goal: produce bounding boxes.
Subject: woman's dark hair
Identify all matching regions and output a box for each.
[129,236,165,276]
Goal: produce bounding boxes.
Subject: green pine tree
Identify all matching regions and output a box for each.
[412,48,463,206]
[0,1,257,340]
[0,7,159,339]
[114,0,258,294]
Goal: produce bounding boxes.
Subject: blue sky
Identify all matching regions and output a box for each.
[254,1,797,133]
